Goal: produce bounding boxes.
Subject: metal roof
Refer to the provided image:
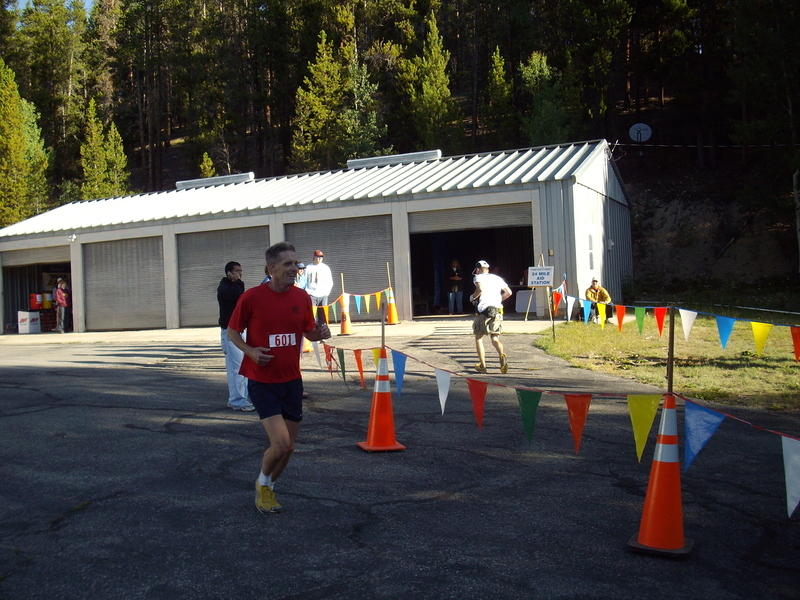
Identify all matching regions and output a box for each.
[0,140,611,239]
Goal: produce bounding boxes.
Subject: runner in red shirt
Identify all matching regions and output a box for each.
[227,241,331,513]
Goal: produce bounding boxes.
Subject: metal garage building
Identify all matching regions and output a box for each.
[0,140,632,333]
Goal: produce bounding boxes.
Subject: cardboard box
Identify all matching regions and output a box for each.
[18,311,41,334]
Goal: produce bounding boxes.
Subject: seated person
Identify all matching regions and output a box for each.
[584,278,612,323]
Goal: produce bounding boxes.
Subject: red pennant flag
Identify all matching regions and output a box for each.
[654,307,668,337]
[552,291,563,314]
[791,326,800,362]
[353,349,366,388]
[615,305,626,331]
[323,343,333,373]
[564,394,592,453]
[467,379,488,428]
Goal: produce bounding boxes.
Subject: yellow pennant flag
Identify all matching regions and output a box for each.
[750,321,773,356]
[321,305,330,324]
[598,303,607,329]
[371,347,381,369]
[627,394,662,462]
[364,294,371,313]
[375,291,382,310]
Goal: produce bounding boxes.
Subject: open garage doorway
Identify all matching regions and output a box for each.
[409,227,534,316]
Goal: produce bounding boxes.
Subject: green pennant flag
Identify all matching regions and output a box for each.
[635,307,646,335]
[330,302,338,322]
[516,389,542,442]
[336,348,346,381]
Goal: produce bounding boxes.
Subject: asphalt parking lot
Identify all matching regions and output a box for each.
[1,318,798,599]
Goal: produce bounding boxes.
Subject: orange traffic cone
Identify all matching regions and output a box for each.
[357,347,406,452]
[628,393,693,556]
[339,293,352,335]
[385,287,400,325]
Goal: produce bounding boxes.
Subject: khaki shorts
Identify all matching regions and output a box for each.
[473,309,503,336]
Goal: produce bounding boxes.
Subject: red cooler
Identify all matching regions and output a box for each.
[29,293,43,310]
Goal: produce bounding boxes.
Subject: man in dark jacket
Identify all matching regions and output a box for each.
[218,261,255,411]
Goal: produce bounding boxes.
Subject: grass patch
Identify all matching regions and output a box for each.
[533,316,799,410]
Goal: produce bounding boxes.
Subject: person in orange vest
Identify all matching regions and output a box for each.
[584,278,612,324]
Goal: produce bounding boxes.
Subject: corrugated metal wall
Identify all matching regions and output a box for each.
[409,203,531,233]
[1,246,70,267]
[177,226,270,327]
[285,215,393,321]
[83,237,166,331]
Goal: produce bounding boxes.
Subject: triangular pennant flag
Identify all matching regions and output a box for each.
[322,305,330,324]
[564,394,592,454]
[635,306,646,335]
[715,316,735,349]
[792,327,800,362]
[354,295,362,314]
[353,349,366,388]
[615,305,626,331]
[653,307,668,337]
[364,293,371,313]
[435,369,451,415]
[679,309,698,341]
[466,379,488,428]
[750,321,773,356]
[597,303,607,329]
[581,299,592,323]
[683,400,725,471]
[323,343,333,374]
[336,348,346,381]
[371,347,381,369]
[391,350,407,396]
[782,435,800,518]
[312,341,322,369]
[330,302,338,322]
[627,394,661,462]
[375,291,382,310]
[516,390,542,442]
[552,291,563,310]
[566,296,576,321]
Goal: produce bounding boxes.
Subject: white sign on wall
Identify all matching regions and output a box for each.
[527,266,554,287]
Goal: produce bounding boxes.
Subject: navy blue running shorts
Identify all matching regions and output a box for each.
[247,378,304,422]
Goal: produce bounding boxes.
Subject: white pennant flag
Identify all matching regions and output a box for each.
[435,369,451,415]
[566,296,576,321]
[782,436,800,518]
[312,341,323,369]
[679,309,698,341]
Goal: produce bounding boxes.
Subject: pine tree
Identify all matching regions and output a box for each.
[290,31,346,172]
[0,58,30,226]
[519,51,575,146]
[80,98,130,200]
[399,12,461,152]
[21,98,50,215]
[199,152,216,178]
[484,46,514,147]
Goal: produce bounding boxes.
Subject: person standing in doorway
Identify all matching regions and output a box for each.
[53,278,69,333]
[304,249,333,309]
[217,262,255,412]
[227,242,331,514]
[446,259,464,314]
[470,260,512,374]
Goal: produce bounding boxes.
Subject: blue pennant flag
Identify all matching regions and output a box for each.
[354,295,362,314]
[715,316,736,349]
[581,299,592,323]
[684,401,726,471]
[391,350,407,396]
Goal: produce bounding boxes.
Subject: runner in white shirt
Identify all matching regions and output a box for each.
[304,249,333,308]
[469,260,512,374]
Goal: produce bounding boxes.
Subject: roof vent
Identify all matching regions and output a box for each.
[176,172,254,190]
[347,150,442,169]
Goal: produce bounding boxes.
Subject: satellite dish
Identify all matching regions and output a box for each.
[629,123,652,143]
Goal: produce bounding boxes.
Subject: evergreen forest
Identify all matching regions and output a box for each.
[0,0,798,290]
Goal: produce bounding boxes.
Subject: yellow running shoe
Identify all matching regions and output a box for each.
[500,354,509,374]
[255,481,282,513]
[474,363,487,374]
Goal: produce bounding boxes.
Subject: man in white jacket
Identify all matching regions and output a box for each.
[304,249,333,308]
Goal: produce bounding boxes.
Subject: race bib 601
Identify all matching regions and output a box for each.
[268,333,297,348]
